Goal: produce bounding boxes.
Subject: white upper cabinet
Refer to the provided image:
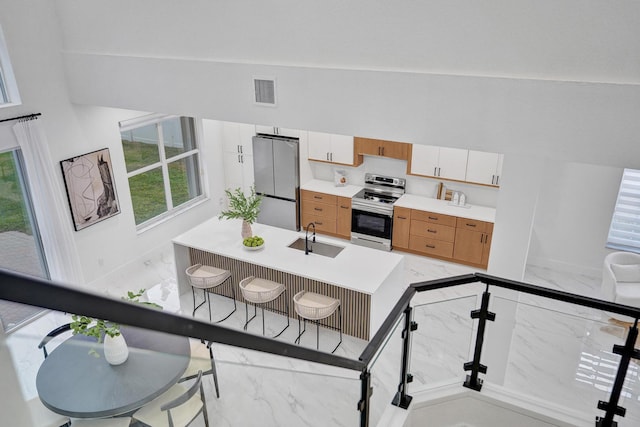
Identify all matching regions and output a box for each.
[255,125,300,138]
[466,150,504,186]
[409,145,468,181]
[222,122,255,193]
[307,131,362,166]
[223,122,254,155]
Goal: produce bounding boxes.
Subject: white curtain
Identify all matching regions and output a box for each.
[13,118,84,285]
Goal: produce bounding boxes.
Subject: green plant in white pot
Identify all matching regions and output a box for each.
[70,289,161,364]
[218,186,263,238]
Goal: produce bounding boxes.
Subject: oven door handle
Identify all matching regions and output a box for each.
[351,203,394,217]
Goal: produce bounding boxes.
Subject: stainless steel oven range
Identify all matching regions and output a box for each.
[351,173,406,251]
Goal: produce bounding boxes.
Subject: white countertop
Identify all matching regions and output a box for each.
[301,179,362,198]
[395,194,496,223]
[172,217,404,295]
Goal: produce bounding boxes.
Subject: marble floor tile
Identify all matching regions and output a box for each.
[4,251,640,426]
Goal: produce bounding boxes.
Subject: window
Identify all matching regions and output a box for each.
[0,148,48,330]
[120,115,203,227]
[607,168,640,253]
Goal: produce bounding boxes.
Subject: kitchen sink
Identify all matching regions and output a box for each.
[287,238,345,258]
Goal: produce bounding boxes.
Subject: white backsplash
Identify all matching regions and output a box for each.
[309,156,499,208]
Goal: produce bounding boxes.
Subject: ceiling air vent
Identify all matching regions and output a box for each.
[253,78,276,106]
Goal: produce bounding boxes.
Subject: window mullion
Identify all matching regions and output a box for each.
[157,122,174,210]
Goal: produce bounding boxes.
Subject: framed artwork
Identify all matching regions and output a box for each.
[60,148,120,231]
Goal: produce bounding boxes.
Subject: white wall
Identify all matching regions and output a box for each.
[0,2,226,285]
[3,1,638,282]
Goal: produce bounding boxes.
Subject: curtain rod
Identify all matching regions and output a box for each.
[0,113,41,123]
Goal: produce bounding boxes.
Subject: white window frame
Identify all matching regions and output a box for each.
[606,168,640,253]
[0,25,21,107]
[119,114,205,231]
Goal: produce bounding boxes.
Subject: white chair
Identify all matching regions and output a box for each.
[185,264,236,323]
[293,291,342,353]
[179,339,220,398]
[602,251,640,321]
[239,276,289,338]
[133,370,209,427]
[71,417,132,426]
[26,397,71,427]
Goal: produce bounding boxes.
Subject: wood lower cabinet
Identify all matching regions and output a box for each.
[392,207,411,249]
[336,197,352,239]
[392,208,493,269]
[301,190,351,239]
[453,219,493,267]
[355,137,410,160]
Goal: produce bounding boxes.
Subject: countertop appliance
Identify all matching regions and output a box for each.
[252,134,300,231]
[351,173,406,251]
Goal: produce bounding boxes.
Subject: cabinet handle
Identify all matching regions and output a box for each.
[314,207,323,211]
[316,221,323,225]
[438,167,441,176]
[238,154,241,163]
[428,216,438,220]
[434,167,437,176]
[340,205,349,209]
[480,234,484,243]
[426,245,436,249]
[397,216,407,220]
[240,145,243,154]
[491,175,495,185]
[466,223,476,227]
[314,195,323,199]
[382,147,385,156]
[427,229,437,233]
[240,154,243,163]
[330,153,333,161]
[495,175,500,185]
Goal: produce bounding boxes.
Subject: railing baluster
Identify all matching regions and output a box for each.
[392,305,417,409]
[358,369,372,427]
[596,319,640,427]
[463,284,495,391]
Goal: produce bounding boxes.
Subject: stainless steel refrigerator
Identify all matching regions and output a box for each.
[252,134,300,231]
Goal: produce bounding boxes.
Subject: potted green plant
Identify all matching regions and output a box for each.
[70,289,161,364]
[218,186,263,238]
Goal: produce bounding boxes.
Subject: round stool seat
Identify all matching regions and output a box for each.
[293,291,340,320]
[239,276,289,338]
[186,264,231,290]
[239,276,285,304]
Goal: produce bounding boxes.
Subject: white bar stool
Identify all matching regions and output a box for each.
[293,291,342,353]
[185,264,236,323]
[239,276,290,338]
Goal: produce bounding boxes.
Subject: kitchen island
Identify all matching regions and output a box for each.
[172,218,406,340]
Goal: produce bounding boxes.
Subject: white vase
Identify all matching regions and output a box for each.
[104,333,129,365]
[241,220,253,239]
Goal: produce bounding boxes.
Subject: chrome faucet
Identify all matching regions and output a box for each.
[305,222,316,255]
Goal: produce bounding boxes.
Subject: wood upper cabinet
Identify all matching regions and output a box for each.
[465,150,504,186]
[308,131,363,166]
[355,137,410,160]
[336,197,352,239]
[392,207,411,249]
[453,219,493,267]
[408,144,468,181]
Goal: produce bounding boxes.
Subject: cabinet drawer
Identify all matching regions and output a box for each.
[409,220,455,242]
[456,218,491,233]
[409,235,454,258]
[301,190,337,205]
[411,210,456,227]
[302,200,337,220]
[301,213,336,234]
